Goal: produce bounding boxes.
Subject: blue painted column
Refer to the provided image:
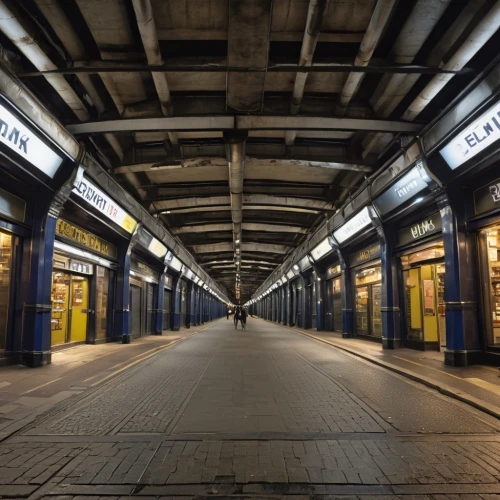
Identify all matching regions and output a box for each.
[22,205,58,367]
[186,281,193,328]
[337,249,354,338]
[114,226,141,344]
[21,165,82,366]
[436,190,480,366]
[171,274,182,331]
[155,270,166,335]
[372,218,401,350]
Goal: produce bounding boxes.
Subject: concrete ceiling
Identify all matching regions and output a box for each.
[4,0,499,302]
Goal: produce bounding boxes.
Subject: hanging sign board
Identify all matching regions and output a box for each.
[373,165,427,215]
[333,206,372,244]
[396,212,442,248]
[474,176,500,216]
[0,103,63,178]
[56,219,117,259]
[440,100,500,170]
[350,243,380,267]
[131,259,157,279]
[327,264,341,279]
[72,177,137,234]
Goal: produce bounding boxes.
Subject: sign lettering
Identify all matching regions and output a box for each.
[440,100,500,170]
[333,206,372,244]
[373,165,427,215]
[56,219,117,259]
[0,103,63,178]
[396,212,442,247]
[350,243,380,267]
[72,178,137,234]
[474,176,500,215]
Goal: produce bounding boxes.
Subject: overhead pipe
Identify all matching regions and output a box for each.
[131,0,178,150]
[284,0,329,154]
[0,0,88,121]
[224,131,248,296]
[336,0,396,116]
[403,0,500,121]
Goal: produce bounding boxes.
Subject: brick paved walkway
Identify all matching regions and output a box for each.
[1,320,500,499]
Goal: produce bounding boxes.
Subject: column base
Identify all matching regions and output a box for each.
[154,331,163,336]
[444,349,483,367]
[122,334,132,344]
[22,350,51,367]
[342,332,356,339]
[382,337,401,350]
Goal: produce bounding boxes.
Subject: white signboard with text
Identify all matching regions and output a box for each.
[72,177,137,234]
[440,100,500,170]
[0,103,63,178]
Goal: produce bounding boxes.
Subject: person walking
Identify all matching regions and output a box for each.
[234,307,241,329]
[240,307,247,330]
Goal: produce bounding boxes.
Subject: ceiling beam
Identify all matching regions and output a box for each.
[190,242,292,254]
[66,116,422,135]
[171,222,308,234]
[114,157,373,175]
[155,194,334,212]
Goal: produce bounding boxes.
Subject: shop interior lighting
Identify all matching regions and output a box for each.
[54,241,115,269]
[414,197,424,203]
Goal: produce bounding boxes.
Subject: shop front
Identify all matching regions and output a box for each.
[471,175,500,350]
[351,244,382,339]
[50,219,118,347]
[325,264,342,332]
[130,259,159,338]
[0,94,76,365]
[395,213,445,350]
[163,274,173,330]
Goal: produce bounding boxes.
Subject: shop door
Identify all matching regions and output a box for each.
[0,231,13,351]
[404,263,446,349]
[355,286,369,335]
[51,272,70,346]
[325,281,333,331]
[69,277,88,342]
[130,285,142,337]
[371,284,382,337]
[332,278,342,332]
[146,283,157,334]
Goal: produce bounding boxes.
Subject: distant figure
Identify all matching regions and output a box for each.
[234,307,241,329]
[241,308,247,330]
[227,308,230,320]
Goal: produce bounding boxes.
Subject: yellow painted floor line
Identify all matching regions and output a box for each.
[463,378,500,395]
[391,356,426,367]
[21,378,63,395]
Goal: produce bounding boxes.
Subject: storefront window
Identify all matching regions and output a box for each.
[483,228,500,345]
[0,231,12,350]
[96,266,109,340]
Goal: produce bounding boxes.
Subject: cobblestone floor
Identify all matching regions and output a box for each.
[1,319,500,499]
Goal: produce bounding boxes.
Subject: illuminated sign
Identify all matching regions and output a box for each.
[310,237,333,261]
[147,236,167,259]
[72,177,137,233]
[333,206,372,244]
[131,259,157,279]
[327,264,341,278]
[56,219,117,259]
[440,100,500,170]
[373,166,427,215]
[0,103,63,178]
